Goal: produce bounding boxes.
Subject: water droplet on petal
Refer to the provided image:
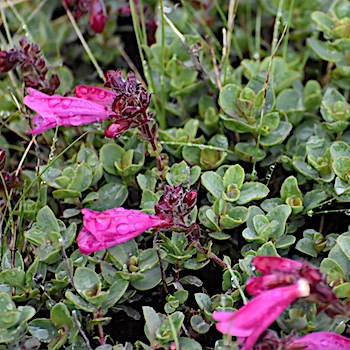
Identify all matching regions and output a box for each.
[61,99,72,109]
[345,209,350,216]
[48,98,61,108]
[98,90,106,99]
[79,87,88,94]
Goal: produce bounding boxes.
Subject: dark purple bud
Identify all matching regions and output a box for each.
[0,50,19,73]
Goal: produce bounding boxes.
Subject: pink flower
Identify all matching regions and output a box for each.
[24,87,116,134]
[286,332,350,350]
[212,279,310,350]
[77,207,172,255]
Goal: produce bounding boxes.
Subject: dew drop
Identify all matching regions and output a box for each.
[307,210,314,217]
[98,90,106,99]
[48,99,61,108]
[61,99,72,109]
[253,52,260,60]
[345,209,350,216]
[117,224,130,234]
[79,86,88,94]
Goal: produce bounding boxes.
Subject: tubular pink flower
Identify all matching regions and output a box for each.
[77,207,172,255]
[287,332,350,350]
[24,88,115,134]
[212,279,310,350]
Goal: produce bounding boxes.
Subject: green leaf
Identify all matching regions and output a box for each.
[194,293,211,312]
[51,303,73,329]
[130,264,164,291]
[0,268,26,289]
[201,171,224,199]
[280,176,303,201]
[36,206,60,233]
[259,121,292,146]
[190,315,210,334]
[223,164,245,189]
[52,189,81,199]
[65,163,92,192]
[332,157,350,182]
[292,160,319,179]
[177,337,202,350]
[74,267,101,299]
[307,38,343,62]
[235,143,266,162]
[65,291,96,313]
[320,258,346,284]
[237,182,270,205]
[100,143,124,175]
[218,84,241,117]
[28,319,57,342]
[90,181,128,211]
[265,205,291,239]
[143,306,162,344]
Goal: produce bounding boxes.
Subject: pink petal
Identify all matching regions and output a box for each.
[253,256,302,274]
[24,88,114,134]
[212,280,310,350]
[289,332,350,350]
[246,275,284,296]
[74,85,116,107]
[77,207,172,254]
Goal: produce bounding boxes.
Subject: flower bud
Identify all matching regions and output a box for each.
[89,0,108,33]
[183,190,197,207]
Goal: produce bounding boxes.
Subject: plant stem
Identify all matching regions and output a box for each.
[194,241,228,269]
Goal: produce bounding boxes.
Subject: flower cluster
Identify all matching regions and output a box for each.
[212,256,350,350]
[154,184,198,227]
[0,38,60,94]
[63,0,108,33]
[102,70,156,141]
